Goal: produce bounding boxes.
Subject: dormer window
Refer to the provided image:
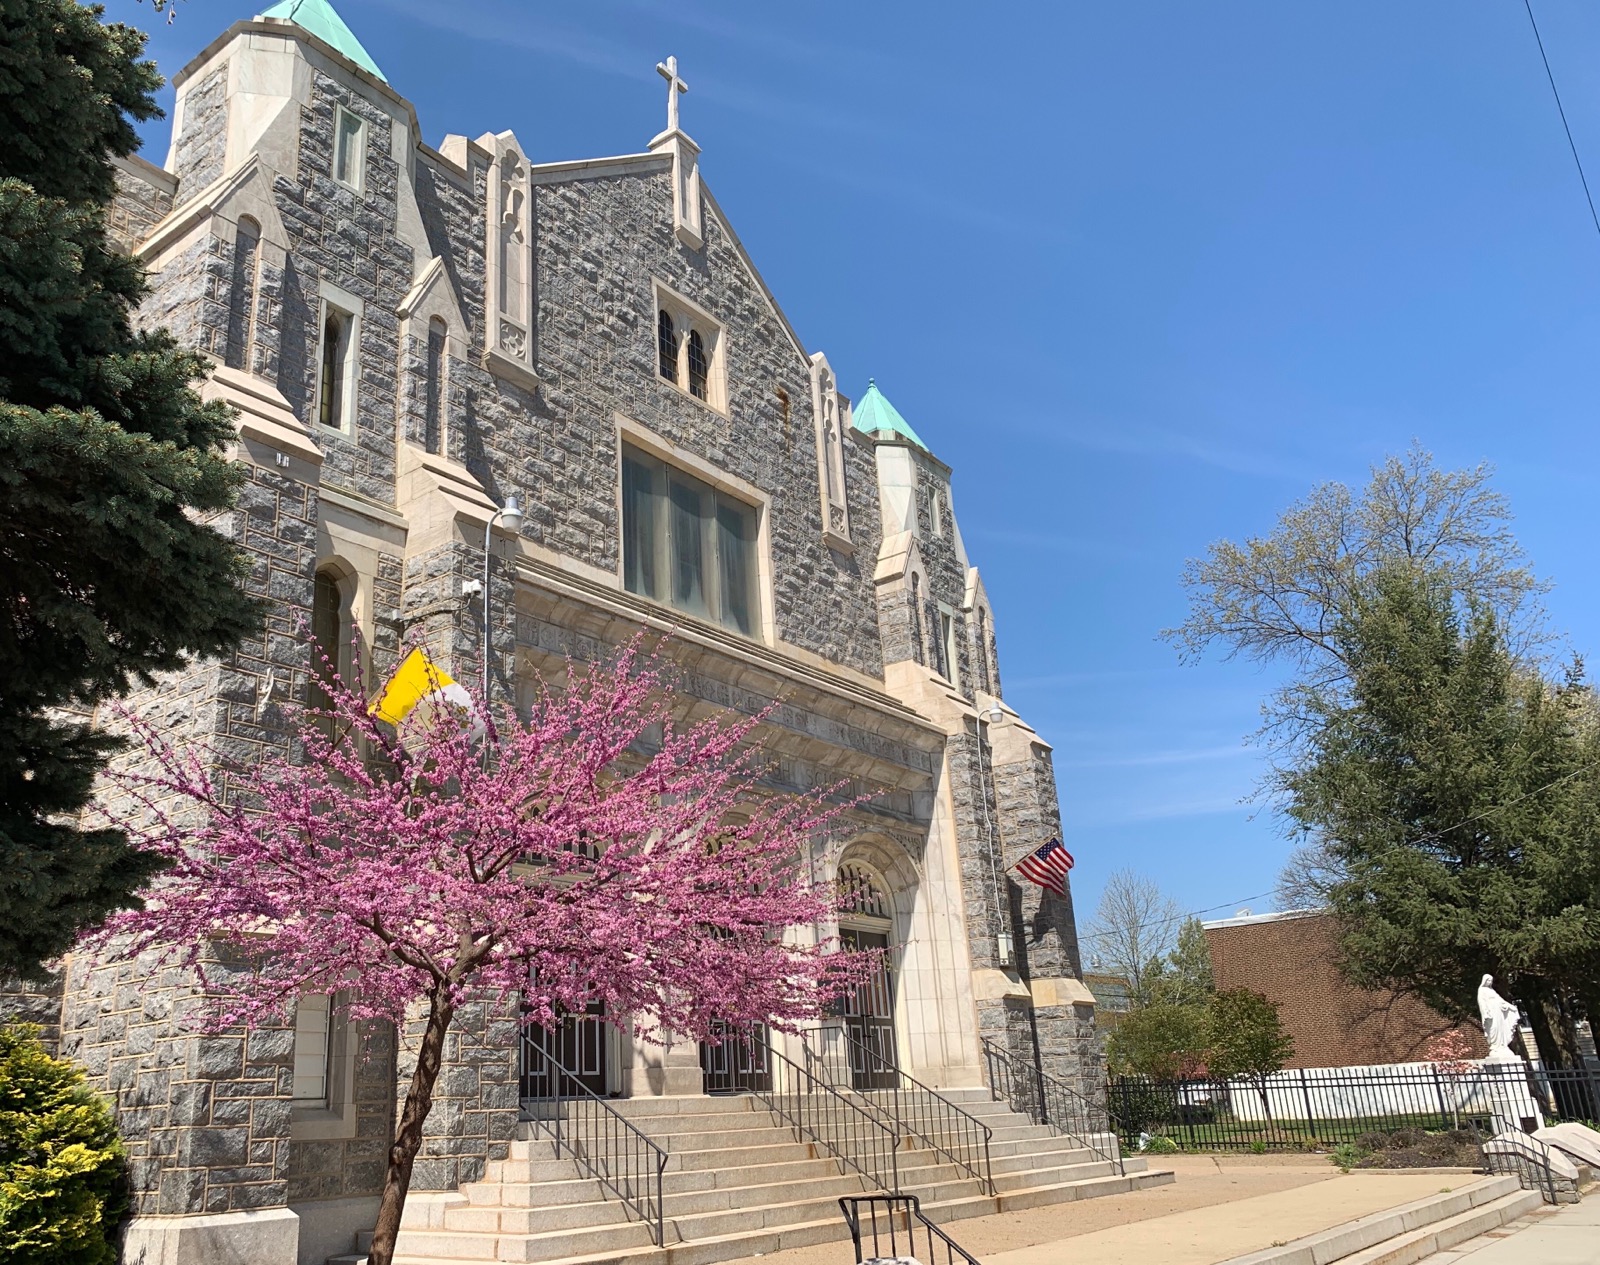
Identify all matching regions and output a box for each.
[653,282,725,411]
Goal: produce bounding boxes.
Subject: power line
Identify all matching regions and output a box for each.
[1087,762,1593,947]
[1522,0,1600,240]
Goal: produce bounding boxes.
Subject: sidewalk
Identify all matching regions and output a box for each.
[714,1155,1451,1265]
[981,1170,1453,1265]
[1426,1196,1600,1264]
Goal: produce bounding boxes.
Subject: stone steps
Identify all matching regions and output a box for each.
[326,1091,1172,1265]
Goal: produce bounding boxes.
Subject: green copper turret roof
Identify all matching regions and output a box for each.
[852,379,928,450]
[258,0,387,82]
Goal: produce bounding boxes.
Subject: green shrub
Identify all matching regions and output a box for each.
[1329,1142,1370,1172]
[0,1025,126,1264]
[1248,1139,1268,1154]
[1143,1135,1180,1154]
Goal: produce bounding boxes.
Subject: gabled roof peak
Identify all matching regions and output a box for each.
[852,379,929,451]
[257,0,387,82]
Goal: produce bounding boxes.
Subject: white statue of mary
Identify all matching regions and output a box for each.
[1477,974,1522,1062]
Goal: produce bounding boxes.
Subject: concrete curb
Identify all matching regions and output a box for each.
[1216,1176,1537,1265]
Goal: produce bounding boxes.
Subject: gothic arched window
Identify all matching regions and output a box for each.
[318,310,351,430]
[657,309,678,383]
[310,568,350,728]
[424,318,446,455]
[687,329,709,401]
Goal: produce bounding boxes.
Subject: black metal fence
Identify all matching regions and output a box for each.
[1109,1062,1600,1152]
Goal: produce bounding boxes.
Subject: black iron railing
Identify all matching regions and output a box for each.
[519,1033,668,1246]
[752,1040,903,1192]
[982,1037,1124,1175]
[1106,1061,1600,1164]
[809,1024,995,1194]
[839,1194,982,1265]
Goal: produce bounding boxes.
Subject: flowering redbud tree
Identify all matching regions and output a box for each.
[87,638,860,1265]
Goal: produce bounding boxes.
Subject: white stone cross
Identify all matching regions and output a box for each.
[657,55,688,134]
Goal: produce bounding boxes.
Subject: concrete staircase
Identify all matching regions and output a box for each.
[330,1088,1172,1265]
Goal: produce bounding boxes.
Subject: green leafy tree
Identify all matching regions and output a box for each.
[1206,988,1294,1121]
[1149,917,1214,1007]
[0,1025,126,1264]
[1105,1002,1210,1081]
[1281,567,1600,1068]
[0,0,260,973]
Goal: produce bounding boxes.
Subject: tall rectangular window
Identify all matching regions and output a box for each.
[334,107,366,191]
[291,994,332,1108]
[938,609,958,686]
[424,319,446,455]
[621,444,759,637]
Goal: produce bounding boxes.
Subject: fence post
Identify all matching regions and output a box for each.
[1299,1068,1317,1141]
[1431,1065,1450,1129]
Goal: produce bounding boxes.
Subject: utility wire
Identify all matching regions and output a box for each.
[1522,0,1600,240]
[1087,762,1592,947]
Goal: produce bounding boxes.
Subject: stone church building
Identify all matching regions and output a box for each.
[10,4,1122,1261]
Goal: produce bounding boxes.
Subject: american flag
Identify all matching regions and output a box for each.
[1014,839,1075,898]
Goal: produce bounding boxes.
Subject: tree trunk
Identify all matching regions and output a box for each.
[368,991,457,1265]
[1525,992,1579,1069]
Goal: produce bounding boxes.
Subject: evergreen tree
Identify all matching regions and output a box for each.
[0,0,259,974]
[1283,567,1600,1067]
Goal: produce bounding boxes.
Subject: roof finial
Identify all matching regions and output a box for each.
[656,56,689,135]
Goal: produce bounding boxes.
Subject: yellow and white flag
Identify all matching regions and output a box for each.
[368,648,479,734]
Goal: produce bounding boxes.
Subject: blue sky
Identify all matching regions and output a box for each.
[118,0,1600,934]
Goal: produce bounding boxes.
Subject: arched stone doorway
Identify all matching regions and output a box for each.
[835,857,900,1090]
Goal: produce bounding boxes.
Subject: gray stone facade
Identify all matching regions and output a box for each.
[0,10,1098,1262]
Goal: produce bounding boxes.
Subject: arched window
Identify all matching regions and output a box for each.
[424,317,446,455]
[310,568,350,724]
[687,328,708,401]
[657,309,678,382]
[838,861,892,921]
[318,310,350,430]
[225,216,261,372]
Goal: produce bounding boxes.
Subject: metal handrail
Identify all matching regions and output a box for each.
[839,1194,983,1265]
[751,1039,903,1193]
[807,1024,995,1194]
[519,1033,668,1246]
[982,1036,1124,1175]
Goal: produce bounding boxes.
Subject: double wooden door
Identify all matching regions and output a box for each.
[840,927,898,1090]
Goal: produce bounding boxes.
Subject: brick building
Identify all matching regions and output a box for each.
[3,3,1108,1261]
[1202,910,1484,1069]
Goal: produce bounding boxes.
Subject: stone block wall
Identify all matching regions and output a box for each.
[399,998,520,1192]
[173,64,228,192]
[58,950,293,1217]
[287,1020,396,1203]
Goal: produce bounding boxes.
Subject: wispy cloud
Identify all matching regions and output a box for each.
[1076,794,1253,828]
[965,526,1149,562]
[367,0,888,139]
[1059,744,1250,770]
[1006,416,1320,483]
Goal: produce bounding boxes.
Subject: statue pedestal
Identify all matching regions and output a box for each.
[1461,1060,1545,1134]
